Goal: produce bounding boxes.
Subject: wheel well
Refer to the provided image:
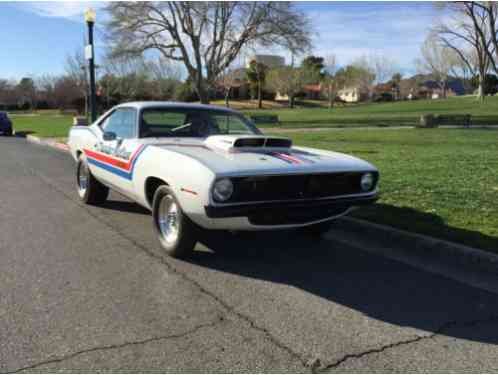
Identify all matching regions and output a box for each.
[145,177,168,207]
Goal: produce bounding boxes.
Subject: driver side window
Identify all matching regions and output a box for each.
[101,108,137,139]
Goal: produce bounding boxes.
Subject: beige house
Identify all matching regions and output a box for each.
[338,87,369,103]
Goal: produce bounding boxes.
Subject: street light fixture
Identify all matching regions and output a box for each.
[84,8,96,23]
[85,8,97,122]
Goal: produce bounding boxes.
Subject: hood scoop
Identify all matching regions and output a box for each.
[205,135,292,152]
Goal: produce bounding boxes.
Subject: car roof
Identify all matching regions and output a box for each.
[114,101,239,113]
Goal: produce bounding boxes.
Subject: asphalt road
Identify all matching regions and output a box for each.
[2,136,498,373]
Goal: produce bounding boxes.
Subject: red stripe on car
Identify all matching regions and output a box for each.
[83,145,145,171]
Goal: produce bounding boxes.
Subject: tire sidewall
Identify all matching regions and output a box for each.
[76,155,90,201]
[152,185,196,257]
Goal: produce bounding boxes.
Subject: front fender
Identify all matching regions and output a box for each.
[133,146,216,219]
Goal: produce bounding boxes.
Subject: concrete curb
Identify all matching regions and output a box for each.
[335,217,498,274]
[22,133,498,272]
[25,134,69,152]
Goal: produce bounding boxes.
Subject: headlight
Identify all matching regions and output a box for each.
[360,173,375,191]
[213,178,234,202]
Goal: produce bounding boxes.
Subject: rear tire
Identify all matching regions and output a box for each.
[152,185,198,258]
[76,154,109,205]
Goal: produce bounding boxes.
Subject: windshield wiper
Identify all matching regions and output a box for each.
[171,122,192,132]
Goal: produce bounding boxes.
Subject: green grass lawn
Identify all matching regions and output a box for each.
[244,96,498,128]
[10,113,73,138]
[9,95,498,137]
[275,128,498,253]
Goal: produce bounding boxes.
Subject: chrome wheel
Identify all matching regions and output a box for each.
[158,194,180,244]
[78,162,89,197]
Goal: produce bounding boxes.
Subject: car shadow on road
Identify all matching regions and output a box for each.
[100,200,150,216]
[188,228,498,345]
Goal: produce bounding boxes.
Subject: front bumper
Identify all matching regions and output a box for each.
[204,193,378,226]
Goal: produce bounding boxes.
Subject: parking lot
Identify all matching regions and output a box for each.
[2,136,498,372]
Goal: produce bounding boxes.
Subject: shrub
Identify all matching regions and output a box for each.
[174,82,198,102]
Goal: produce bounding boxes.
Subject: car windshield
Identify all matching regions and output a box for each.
[139,108,261,138]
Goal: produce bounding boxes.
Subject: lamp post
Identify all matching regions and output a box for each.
[84,8,97,122]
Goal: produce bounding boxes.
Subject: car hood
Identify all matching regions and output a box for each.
[141,135,377,177]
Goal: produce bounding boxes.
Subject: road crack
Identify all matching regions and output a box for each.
[19,163,309,370]
[8,318,224,373]
[317,314,498,372]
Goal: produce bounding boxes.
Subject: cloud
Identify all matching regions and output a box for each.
[299,2,445,72]
[12,1,106,22]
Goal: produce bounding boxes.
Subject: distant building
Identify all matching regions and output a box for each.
[399,75,467,100]
[303,84,322,100]
[246,54,285,69]
[338,87,369,103]
[373,82,400,101]
[419,79,466,99]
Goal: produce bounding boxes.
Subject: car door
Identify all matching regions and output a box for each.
[88,107,140,196]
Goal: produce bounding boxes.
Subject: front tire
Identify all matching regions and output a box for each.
[76,154,109,205]
[152,185,198,258]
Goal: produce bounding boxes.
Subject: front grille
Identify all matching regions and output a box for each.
[228,172,377,203]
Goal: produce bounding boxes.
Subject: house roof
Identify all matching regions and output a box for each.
[420,79,466,95]
[303,84,321,92]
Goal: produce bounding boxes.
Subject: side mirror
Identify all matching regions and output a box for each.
[103,131,117,141]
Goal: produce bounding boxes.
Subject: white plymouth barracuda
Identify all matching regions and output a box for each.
[68,102,379,257]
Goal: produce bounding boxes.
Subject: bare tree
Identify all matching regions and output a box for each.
[53,76,83,110]
[36,75,58,108]
[0,79,14,108]
[416,35,457,98]
[65,50,89,113]
[146,57,183,100]
[321,54,339,108]
[472,3,498,76]
[146,57,182,82]
[246,60,267,109]
[368,52,397,85]
[351,56,377,99]
[433,2,492,100]
[267,66,315,108]
[105,2,312,104]
[16,77,37,111]
[102,54,151,101]
[219,68,239,107]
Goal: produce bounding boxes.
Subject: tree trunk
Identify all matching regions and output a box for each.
[328,85,334,109]
[441,80,447,99]
[477,73,485,102]
[289,95,295,109]
[194,73,210,104]
[257,82,262,109]
[225,88,230,107]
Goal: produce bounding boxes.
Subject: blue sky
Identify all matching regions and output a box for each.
[1,1,444,81]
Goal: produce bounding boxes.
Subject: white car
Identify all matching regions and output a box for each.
[68,102,379,257]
